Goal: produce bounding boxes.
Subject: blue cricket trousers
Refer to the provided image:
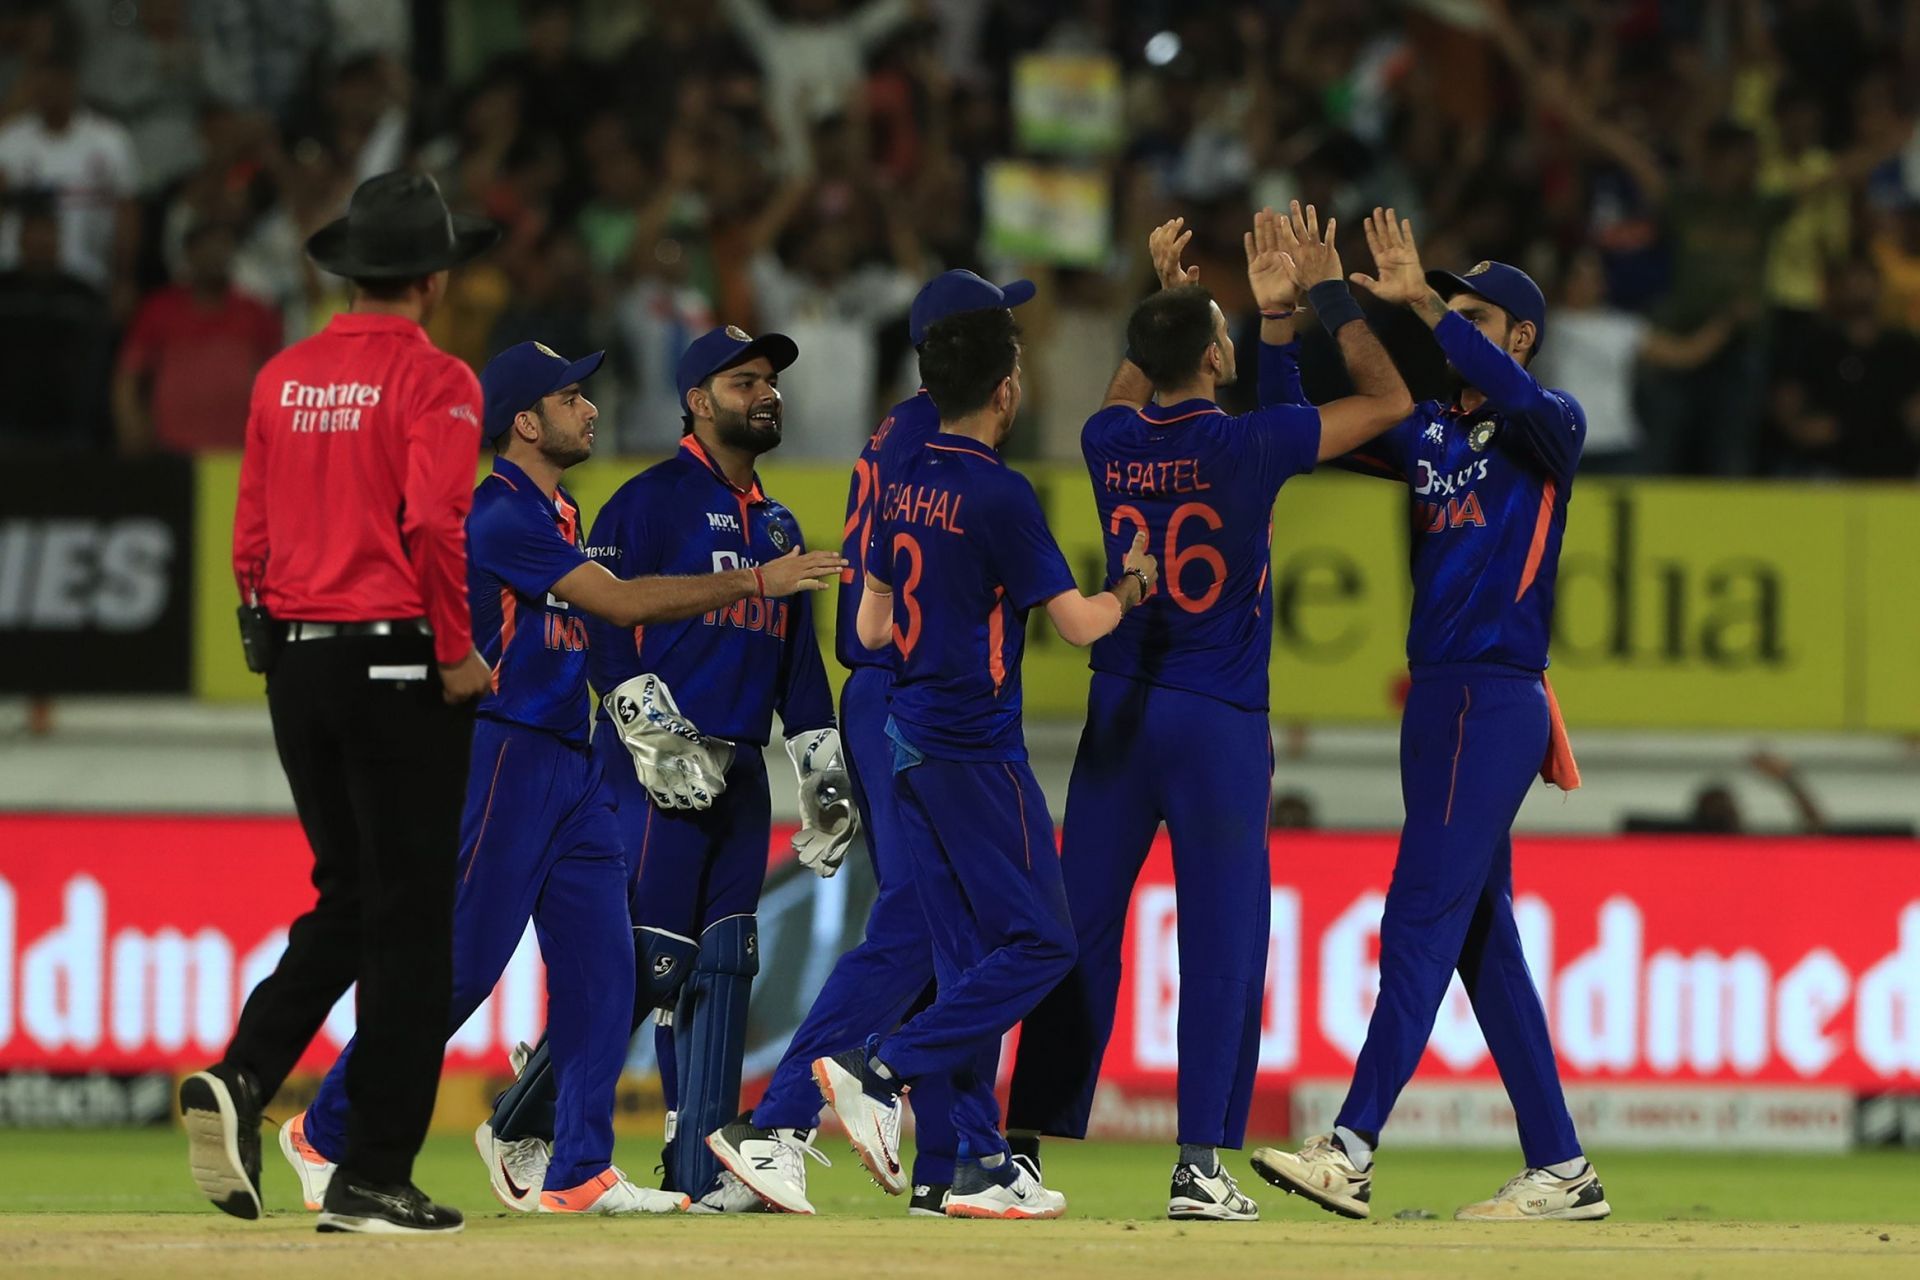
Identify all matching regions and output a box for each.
[751,667,956,1182]
[1007,672,1273,1148]
[1336,663,1582,1168]
[305,717,634,1190]
[877,725,1076,1159]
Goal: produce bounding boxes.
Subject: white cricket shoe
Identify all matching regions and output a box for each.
[279,1110,336,1211]
[1168,1157,1259,1221]
[538,1167,690,1215]
[707,1118,831,1214]
[689,1170,773,1214]
[1248,1134,1372,1219]
[945,1154,1065,1220]
[812,1049,905,1194]
[474,1120,550,1213]
[1454,1162,1611,1221]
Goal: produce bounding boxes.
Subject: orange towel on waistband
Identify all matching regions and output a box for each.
[1540,674,1581,791]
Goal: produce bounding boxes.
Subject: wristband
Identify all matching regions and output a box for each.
[1259,308,1297,320]
[1124,568,1151,598]
[1306,280,1366,332]
[751,566,766,599]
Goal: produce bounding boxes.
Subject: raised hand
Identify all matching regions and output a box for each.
[758,547,848,596]
[1149,217,1200,289]
[1122,529,1159,590]
[1348,206,1429,306]
[1244,205,1299,312]
[1277,200,1342,290]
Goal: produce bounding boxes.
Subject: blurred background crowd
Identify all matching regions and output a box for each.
[5,0,1920,476]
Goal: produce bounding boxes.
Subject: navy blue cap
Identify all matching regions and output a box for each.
[480,341,604,441]
[675,325,800,421]
[1426,261,1546,339]
[909,270,1037,345]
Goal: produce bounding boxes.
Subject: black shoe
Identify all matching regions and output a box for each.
[317,1175,464,1234]
[180,1064,263,1220]
[908,1181,951,1217]
[1168,1158,1260,1221]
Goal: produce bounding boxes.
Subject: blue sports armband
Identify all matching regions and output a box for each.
[1307,280,1366,334]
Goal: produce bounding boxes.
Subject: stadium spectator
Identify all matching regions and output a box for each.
[0,190,110,450]
[74,0,212,197]
[476,0,605,162]
[112,220,281,455]
[1768,257,1920,478]
[195,0,334,123]
[0,45,138,311]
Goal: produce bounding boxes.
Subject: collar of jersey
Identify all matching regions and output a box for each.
[923,433,1001,463]
[1139,398,1225,425]
[325,311,427,339]
[679,434,767,504]
[487,456,579,533]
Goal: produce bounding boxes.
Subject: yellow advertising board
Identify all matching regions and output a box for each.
[191,454,1920,732]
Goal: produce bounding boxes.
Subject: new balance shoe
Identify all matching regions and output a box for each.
[707,1117,831,1214]
[316,1176,462,1234]
[945,1155,1065,1220]
[1168,1158,1259,1221]
[179,1064,263,1220]
[812,1048,905,1194]
[474,1120,550,1212]
[1454,1162,1611,1221]
[689,1170,773,1214]
[1249,1134,1372,1220]
[279,1110,336,1211]
[908,1182,952,1217]
[538,1167,689,1215]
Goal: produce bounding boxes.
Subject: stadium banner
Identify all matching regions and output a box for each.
[4,818,1914,1106]
[0,453,194,694]
[1010,52,1125,155]
[189,457,1920,729]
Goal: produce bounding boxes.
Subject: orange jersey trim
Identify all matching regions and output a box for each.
[1514,478,1557,602]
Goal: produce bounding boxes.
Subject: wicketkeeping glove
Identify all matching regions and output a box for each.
[602,673,736,811]
[786,727,857,877]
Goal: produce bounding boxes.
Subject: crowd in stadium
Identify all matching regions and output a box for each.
[3,0,1920,477]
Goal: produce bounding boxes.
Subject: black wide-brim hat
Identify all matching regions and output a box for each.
[306,170,503,280]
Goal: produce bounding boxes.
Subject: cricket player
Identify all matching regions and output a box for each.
[481,326,855,1211]
[814,303,1160,1219]
[1005,204,1414,1221]
[1251,209,1608,1222]
[275,341,844,1221]
[707,271,1037,1217]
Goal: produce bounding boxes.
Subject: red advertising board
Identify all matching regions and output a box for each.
[2,816,1916,1088]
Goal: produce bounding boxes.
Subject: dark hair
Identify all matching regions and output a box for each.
[1705,119,1757,153]
[351,275,433,301]
[919,307,1020,420]
[1126,285,1219,390]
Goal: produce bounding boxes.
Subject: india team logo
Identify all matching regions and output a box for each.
[725,325,752,341]
[1468,421,1498,452]
[767,522,791,552]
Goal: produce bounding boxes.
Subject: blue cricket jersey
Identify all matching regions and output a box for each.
[836,390,940,671]
[1342,311,1587,671]
[467,456,593,744]
[585,436,835,746]
[867,433,1078,762]
[1079,341,1320,712]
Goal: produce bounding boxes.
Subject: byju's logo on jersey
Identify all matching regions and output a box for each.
[707,512,741,532]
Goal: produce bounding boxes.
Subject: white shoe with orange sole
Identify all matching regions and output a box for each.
[279,1110,336,1212]
[944,1155,1065,1220]
[537,1167,690,1215]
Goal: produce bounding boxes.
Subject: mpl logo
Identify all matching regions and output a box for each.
[0,518,173,631]
[707,512,741,533]
[1423,422,1447,446]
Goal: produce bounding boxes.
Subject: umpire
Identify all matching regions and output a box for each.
[182,172,501,1234]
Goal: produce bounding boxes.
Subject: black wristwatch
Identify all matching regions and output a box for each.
[1122,568,1151,600]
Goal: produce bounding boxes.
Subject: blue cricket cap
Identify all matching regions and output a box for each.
[909,270,1037,345]
[481,341,604,441]
[675,325,800,422]
[1426,261,1546,340]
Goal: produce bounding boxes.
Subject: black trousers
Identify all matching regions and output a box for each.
[225,633,473,1185]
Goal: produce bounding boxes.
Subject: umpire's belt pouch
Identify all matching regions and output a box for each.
[237,604,283,675]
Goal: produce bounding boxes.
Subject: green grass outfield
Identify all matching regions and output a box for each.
[4,1130,1916,1278]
